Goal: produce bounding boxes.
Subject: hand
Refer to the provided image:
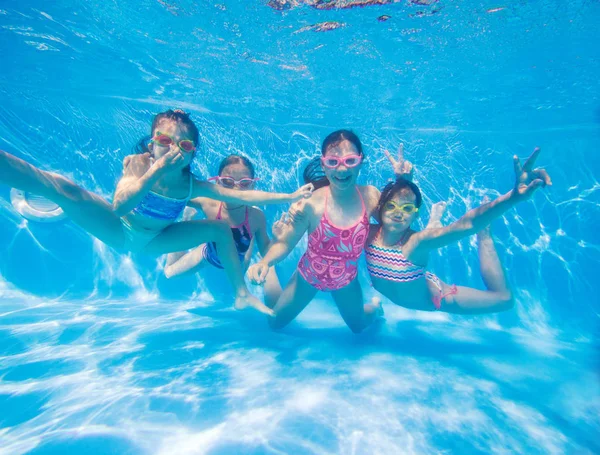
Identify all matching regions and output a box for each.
[181,206,197,222]
[247,261,270,285]
[272,211,290,240]
[512,147,552,200]
[384,143,414,180]
[154,149,185,174]
[290,183,314,202]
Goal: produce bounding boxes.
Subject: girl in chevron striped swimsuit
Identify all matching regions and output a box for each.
[365,147,551,313]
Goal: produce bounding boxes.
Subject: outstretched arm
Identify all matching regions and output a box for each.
[411,148,552,256]
[246,202,312,284]
[192,180,313,206]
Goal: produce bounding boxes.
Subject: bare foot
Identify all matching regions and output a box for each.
[364,296,384,318]
[234,291,275,317]
[427,201,447,229]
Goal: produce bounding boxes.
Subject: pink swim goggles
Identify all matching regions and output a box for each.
[208,176,259,189]
[321,154,362,169]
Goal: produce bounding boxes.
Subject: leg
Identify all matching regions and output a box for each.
[0,150,124,247]
[262,266,283,309]
[435,227,513,314]
[145,219,273,316]
[442,283,514,314]
[164,245,208,278]
[331,278,382,334]
[477,226,510,294]
[425,201,447,229]
[269,271,318,330]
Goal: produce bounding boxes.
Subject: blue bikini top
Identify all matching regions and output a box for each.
[132,175,193,221]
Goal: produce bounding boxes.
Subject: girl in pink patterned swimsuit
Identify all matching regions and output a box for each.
[247,130,406,333]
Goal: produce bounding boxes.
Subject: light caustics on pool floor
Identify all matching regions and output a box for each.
[0,277,598,455]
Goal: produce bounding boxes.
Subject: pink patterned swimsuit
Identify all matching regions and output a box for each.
[297,188,369,291]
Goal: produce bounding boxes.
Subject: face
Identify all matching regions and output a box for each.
[321,139,363,190]
[150,119,196,166]
[218,163,255,190]
[381,189,419,232]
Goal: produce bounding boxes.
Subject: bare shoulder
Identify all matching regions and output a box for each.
[188,196,212,210]
[367,223,380,243]
[359,184,381,213]
[248,206,267,230]
[194,198,221,217]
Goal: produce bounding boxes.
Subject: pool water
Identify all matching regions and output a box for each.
[1,1,599,454]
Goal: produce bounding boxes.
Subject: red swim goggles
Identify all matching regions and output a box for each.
[151,131,196,153]
[321,154,362,169]
[208,176,259,189]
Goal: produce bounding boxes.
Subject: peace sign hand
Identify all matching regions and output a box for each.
[384,143,414,180]
[512,147,552,200]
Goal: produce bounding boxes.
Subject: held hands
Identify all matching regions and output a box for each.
[384,143,414,180]
[291,183,314,202]
[247,261,270,285]
[512,147,552,201]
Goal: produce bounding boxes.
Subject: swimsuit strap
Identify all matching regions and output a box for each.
[216,202,224,220]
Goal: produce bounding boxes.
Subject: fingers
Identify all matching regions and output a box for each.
[397,143,405,162]
[259,265,269,282]
[532,168,552,187]
[384,149,396,166]
[513,155,523,177]
[522,147,541,172]
[525,179,545,195]
[279,211,290,224]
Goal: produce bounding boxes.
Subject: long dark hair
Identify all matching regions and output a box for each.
[133,109,200,156]
[303,129,364,190]
[376,178,423,220]
[217,154,256,178]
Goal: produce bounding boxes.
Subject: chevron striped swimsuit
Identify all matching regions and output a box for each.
[365,229,457,310]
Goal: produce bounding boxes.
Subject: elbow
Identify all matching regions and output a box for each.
[457,217,476,235]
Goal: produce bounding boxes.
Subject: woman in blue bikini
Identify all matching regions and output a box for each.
[366,147,552,313]
[0,109,312,315]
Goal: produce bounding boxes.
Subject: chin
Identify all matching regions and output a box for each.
[329,175,355,189]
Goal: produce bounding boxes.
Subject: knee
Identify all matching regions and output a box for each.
[498,291,515,311]
[268,317,282,331]
[348,323,365,335]
[211,220,234,242]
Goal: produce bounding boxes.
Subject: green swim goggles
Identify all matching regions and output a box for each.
[383,201,419,214]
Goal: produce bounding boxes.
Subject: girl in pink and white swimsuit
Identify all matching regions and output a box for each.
[247,130,408,333]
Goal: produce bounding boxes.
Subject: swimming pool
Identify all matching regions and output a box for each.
[1,1,599,454]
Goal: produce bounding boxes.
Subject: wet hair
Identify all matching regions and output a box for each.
[376,178,423,220]
[303,129,364,190]
[217,154,256,178]
[134,109,200,155]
